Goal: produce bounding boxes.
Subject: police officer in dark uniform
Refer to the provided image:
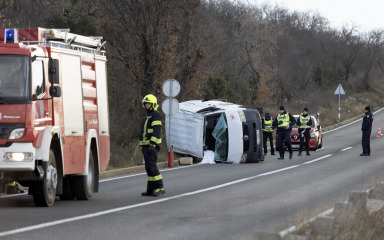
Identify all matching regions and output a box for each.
[296,107,312,156]
[274,106,296,160]
[139,94,165,196]
[262,113,275,156]
[361,106,373,156]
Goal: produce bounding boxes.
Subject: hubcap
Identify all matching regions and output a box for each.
[46,163,57,194]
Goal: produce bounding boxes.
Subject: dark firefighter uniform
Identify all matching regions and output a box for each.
[139,94,165,196]
[361,106,373,156]
[296,107,312,156]
[273,106,296,160]
[262,113,275,156]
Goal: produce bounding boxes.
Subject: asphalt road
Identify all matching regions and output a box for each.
[1,108,384,240]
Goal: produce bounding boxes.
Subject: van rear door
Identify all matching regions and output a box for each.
[224,110,243,163]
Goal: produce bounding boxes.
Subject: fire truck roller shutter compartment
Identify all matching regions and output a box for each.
[95,60,110,171]
[61,54,84,137]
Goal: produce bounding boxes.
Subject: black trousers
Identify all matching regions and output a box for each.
[277,130,292,157]
[263,131,275,154]
[142,146,164,192]
[299,128,311,153]
[362,130,371,155]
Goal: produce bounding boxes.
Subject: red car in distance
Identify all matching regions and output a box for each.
[276,114,323,151]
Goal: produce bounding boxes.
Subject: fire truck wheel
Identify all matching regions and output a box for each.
[73,150,95,200]
[32,149,57,207]
[59,177,75,200]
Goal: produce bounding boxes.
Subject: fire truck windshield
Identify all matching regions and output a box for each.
[0,55,30,104]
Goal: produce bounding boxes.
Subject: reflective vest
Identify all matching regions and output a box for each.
[262,118,273,132]
[277,113,290,128]
[299,114,311,129]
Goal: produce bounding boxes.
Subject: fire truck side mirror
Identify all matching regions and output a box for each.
[48,58,60,84]
[50,86,61,97]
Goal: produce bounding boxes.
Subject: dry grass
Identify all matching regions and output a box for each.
[331,209,384,240]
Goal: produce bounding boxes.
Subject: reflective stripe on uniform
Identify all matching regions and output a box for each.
[151,120,162,126]
[147,128,153,133]
[142,118,149,142]
[150,136,161,144]
[139,140,149,145]
[148,175,163,181]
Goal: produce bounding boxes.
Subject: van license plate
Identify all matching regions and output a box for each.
[292,144,299,148]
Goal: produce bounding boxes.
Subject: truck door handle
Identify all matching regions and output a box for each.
[101,131,107,134]
[72,131,78,134]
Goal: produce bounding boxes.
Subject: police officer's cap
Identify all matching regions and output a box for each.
[303,107,309,112]
[279,106,285,110]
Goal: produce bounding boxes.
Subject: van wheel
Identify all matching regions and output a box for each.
[32,149,57,207]
[72,149,95,200]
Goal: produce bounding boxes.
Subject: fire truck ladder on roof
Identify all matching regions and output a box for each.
[46,28,106,51]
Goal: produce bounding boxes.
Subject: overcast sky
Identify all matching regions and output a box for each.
[243,0,384,32]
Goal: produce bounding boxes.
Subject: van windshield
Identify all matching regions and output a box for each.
[0,55,30,104]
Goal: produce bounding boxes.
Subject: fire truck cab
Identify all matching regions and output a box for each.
[0,28,110,206]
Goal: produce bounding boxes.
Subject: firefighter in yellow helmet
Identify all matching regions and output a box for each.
[139,94,165,196]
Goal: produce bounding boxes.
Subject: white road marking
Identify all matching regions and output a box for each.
[0,164,305,237]
[100,164,197,182]
[302,154,332,165]
[341,147,353,151]
[279,208,334,237]
[0,193,27,199]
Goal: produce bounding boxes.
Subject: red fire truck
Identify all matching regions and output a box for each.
[0,28,110,206]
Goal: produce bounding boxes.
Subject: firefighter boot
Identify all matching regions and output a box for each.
[152,188,166,196]
[141,181,155,196]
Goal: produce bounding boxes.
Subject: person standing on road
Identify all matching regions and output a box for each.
[296,107,312,156]
[361,106,373,156]
[262,112,275,156]
[274,106,296,160]
[139,94,165,196]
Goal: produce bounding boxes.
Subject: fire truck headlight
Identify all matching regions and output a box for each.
[5,152,33,162]
[9,128,25,139]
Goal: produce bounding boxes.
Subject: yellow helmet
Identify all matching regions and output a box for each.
[142,94,158,110]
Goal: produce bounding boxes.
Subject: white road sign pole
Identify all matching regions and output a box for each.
[162,79,180,168]
[334,84,345,122]
[168,81,173,154]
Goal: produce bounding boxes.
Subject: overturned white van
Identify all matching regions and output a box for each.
[165,100,264,163]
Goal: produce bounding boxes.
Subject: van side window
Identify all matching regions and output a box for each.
[32,60,45,97]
